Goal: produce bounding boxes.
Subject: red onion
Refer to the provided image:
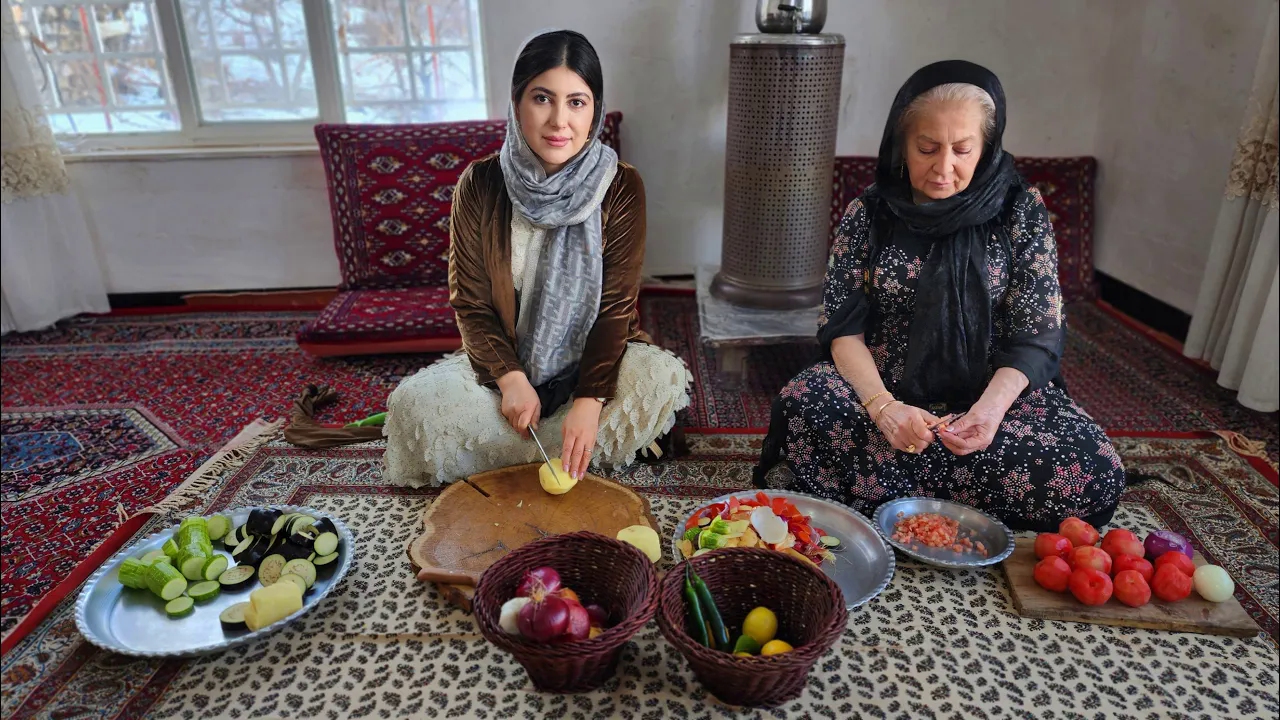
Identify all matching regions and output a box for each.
[1144,530,1193,560]
[560,601,591,642]
[515,566,562,600]
[585,603,609,627]
[516,595,569,643]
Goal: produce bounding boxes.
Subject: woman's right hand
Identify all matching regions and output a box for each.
[873,400,939,454]
[497,371,541,437]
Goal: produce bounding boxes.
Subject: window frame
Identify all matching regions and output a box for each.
[28,0,485,154]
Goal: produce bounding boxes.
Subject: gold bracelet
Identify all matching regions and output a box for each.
[861,390,890,408]
[874,400,903,422]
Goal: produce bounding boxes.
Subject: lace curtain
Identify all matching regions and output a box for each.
[1184,3,1279,413]
[1,0,108,333]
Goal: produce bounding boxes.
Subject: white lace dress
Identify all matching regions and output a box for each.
[382,215,691,487]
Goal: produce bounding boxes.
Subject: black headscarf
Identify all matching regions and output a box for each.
[864,60,1022,409]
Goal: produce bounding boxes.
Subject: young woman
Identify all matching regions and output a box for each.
[384,30,690,487]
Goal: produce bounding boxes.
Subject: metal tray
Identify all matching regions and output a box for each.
[873,497,1015,569]
[75,505,354,658]
[671,490,895,610]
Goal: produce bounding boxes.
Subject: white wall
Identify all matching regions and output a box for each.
[72,0,1270,306]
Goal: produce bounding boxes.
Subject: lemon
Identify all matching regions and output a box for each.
[733,651,753,658]
[760,639,793,656]
[741,606,778,645]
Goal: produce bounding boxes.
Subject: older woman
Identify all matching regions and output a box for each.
[383,30,690,487]
[756,61,1124,531]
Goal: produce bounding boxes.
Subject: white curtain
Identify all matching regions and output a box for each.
[1184,3,1279,413]
[1,2,108,334]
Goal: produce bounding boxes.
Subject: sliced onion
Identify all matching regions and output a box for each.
[751,507,788,545]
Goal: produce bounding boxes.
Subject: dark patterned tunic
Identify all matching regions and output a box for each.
[777,188,1125,530]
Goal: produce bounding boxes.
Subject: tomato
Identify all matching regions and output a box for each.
[1033,556,1072,592]
[1100,528,1145,560]
[1152,564,1193,602]
[756,491,771,506]
[1069,568,1114,606]
[1113,570,1152,607]
[1068,545,1112,575]
[728,496,740,515]
[1154,551,1196,578]
[1111,554,1154,583]
[1034,533,1074,561]
[1059,517,1100,548]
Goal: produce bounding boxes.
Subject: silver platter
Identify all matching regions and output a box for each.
[671,490,895,610]
[75,505,354,657]
[873,498,1015,569]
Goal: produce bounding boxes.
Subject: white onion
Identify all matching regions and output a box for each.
[499,597,531,635]
[1192,565,1235,603]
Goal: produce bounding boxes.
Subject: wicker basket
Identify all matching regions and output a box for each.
[657,548,848,707]
[473,531,658,693]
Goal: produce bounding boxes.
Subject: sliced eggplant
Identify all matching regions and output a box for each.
[289,531,315,551]
[310,517,337,537]
[259,554,287,585]
[246,508,280,536]
[277,540,312,562]
[242,547,266,568]
[224,525,243,547]
[219,601,250,630]
[281,559,316,588]
[230,535,255,558]
[313,552,339,567]
[312,532,339,557]
[276,573,308,595]
[217,564,255,589]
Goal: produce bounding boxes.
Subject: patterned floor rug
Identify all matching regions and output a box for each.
[1,431,1276,719]
[2,297,1275,650]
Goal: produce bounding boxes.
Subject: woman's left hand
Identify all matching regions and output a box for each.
[561,398,603,480]
[939,401,1005,456]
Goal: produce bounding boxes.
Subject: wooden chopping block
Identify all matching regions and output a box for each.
[407,463,658,610]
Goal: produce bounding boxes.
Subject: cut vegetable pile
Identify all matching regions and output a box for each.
[115,508,343,632]
[679,492,837,567]
[891,512,989,557]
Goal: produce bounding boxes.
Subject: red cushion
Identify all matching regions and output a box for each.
[296,288,462,357]
[831,156,1099,302]
[315,113,624,292]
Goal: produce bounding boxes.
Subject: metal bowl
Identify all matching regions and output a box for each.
[873,498,1015,569]
[75,505,354,658]
[671,490,895,610]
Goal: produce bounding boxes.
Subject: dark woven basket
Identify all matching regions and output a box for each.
[473,531,658,693]
[657,548,848,707]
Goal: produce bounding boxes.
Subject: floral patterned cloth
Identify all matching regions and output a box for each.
[776,189,1126,530]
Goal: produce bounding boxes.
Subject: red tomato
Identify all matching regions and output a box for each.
[1033,556,1072,592]
[1154,551,1196,577]
[1152,564,1193,602]
[1111,554,1154,583]
[1034,533,1074,560]
[1113,569,1152,607]
[1059,517,1100,548]
[1100,528,1145,560]
[1069,568,1114,606]
[1068,545,1113,575]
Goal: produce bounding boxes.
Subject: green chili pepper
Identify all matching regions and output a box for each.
[689,569,730,651]
[683,572,709,647]
[344,412,387,428]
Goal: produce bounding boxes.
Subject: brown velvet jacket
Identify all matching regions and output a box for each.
[448,155,651,399]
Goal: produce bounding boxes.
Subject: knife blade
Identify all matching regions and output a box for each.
[528,427,565,488]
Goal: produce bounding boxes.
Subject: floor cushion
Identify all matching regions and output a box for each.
[831,156,1099,302]
[295,287,461,357]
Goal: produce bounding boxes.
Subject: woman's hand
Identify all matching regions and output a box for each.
[940,401,1005,455]
[874,401,940,454]
[497,371,540,437]
[561,398,602,480]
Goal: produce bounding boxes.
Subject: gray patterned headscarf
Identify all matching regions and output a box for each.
[501,94,617,386]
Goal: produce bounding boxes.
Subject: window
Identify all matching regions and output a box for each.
[8,0,487,150]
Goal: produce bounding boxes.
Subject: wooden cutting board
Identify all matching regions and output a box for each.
[407,463,658,610]
[1003,538,1259,637]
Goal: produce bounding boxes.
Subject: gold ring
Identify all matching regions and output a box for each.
[907,444,917,454]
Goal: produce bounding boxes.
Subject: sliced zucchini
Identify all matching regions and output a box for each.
[281,559,317,588]
[179,552,208,581]
[140,549,169,565]
[202,554,229,581]
[312,532,339,557]
[219,601,250,630]
[118,558,151,589]
[188,580,221,602]
[218,564,255,589]
[146,561,188,600]
[165,596,195,618]
[246,508,280,536]
[312,552,339,567]
[161,539,180,559]
[206,515,232,542]
[276,573,308,595]
[258,554,287,585]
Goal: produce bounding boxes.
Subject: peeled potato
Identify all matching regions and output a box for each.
[539,458,577,495]
[245,580,303,631]
[617,525,661,563]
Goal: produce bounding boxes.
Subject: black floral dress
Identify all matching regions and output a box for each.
[775,188,1125,531]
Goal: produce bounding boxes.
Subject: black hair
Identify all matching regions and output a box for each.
[511,30,604,128]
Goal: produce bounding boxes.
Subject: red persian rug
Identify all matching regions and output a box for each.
[1,296,1275,652]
